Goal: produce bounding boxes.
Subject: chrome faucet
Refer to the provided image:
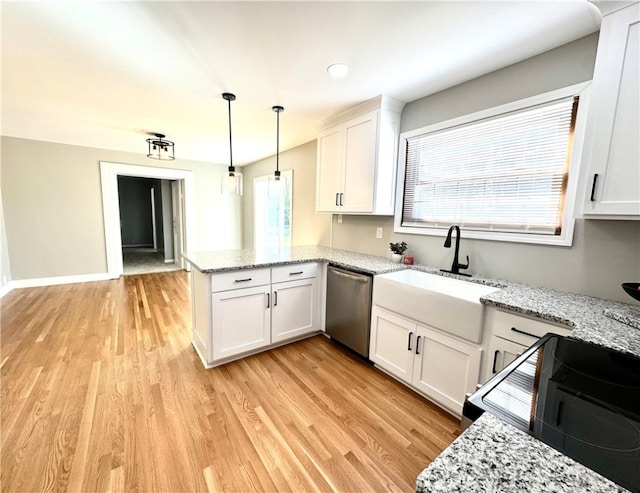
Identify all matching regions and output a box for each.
[440,225,471,277]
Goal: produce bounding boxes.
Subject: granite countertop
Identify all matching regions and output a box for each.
[184,245,407,275]
[416,413,628,493]
[185,244,640,357]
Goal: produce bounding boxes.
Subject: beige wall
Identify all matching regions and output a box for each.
[0,153,12,287]
[330,34,640,303]
[1,136,241,280]
[241,140,331,249]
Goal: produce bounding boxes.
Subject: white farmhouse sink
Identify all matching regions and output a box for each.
[372,270,501,343]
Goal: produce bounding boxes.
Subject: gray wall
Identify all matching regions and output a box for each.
[118,176,156,247]
[1,136,241,280]
[161,180,174,261]
[330,33,640,303]
[242,140,331,249]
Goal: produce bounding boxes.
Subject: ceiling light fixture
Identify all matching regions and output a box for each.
[146,133,175,160]
[221,92,243,196]
[327,63,349,78]
[272,105,284,182]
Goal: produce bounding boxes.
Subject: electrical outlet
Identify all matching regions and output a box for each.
[376,227,383,239]
[337,214,343,224]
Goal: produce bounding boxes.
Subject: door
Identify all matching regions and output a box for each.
[316,127,344,212]
[412,325,482,416]
[211,286,271,360]
[583,5,640,216]
[369,306,415,383]
[271,277,317,343]
[342,111,378,213]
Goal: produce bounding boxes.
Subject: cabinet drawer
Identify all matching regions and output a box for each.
[271,263,318,284]
[211,268,271,293]
[493,309,571,345]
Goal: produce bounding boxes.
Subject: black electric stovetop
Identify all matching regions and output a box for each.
[463,334,640,492]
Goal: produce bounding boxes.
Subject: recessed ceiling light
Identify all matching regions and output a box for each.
[327,63,349,78]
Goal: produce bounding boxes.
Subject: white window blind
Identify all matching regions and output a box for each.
[402,96,578,235]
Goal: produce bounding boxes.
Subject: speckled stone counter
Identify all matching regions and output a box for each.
[416,413,628,493]
[185,245,640,357]
[184,245,406,275]
[479,283,640,358]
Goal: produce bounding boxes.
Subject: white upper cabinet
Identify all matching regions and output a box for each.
[582,2,640,218]
[316,95,404,215]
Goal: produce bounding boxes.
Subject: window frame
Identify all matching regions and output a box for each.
[394,82,591,246]
[253,170,293,251]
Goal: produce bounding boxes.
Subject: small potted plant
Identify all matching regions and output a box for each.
[389,241,408,263]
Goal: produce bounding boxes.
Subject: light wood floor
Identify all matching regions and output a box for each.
[1,271,459,492]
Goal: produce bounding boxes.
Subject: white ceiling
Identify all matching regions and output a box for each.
[1,1,601,166]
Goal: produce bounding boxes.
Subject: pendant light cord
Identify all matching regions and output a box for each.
[276,109,280,173]
[272,106,284,178]
[227,97,233,169]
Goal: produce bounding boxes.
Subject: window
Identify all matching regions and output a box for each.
[254,170,292,251]
[395,83,589,246]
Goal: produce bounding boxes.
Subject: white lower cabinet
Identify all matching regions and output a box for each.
[370,305,481,416]
[411,326,481,415]
[484,336,527,378]
[191,263,321,368]
[369,306,416,382]
[212,285,271,361]
[481,307,572,383]
[271,277,318,343]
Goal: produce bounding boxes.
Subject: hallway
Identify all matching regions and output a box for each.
[122,249,182,275]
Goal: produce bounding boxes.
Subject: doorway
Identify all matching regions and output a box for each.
[100,162,194,278]
[117,176,181,275]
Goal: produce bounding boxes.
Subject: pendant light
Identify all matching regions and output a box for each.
[221,92,243,195]
[146,133,175,160]
[272,105,284,181]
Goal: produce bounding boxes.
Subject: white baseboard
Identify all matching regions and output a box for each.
[0,272,117,298]
[0,282,13,299]
[164,259,175,263]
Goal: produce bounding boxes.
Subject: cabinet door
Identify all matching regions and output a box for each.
[342,111,378,213]
[316,127,344,213]
[583,4,640,217]
[369,306,415,384]
[483,336,528,383]
[271,277,318,343]
[211,286,271,361]
[412,326,481,416]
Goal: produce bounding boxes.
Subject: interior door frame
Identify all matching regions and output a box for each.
[100,161,194,278]
[171,180,186,269]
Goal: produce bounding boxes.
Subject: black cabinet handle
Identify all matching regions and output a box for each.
[415,335,422,355]
[556,401,564,426]
[590,173,599,202]
[335,193,339,206]
[589,173,598,202]
[492,350,500,374]
[339,193,344,206]
[235,278,252,283]
[407,331,413,351]
[511,326,538,339]
[289,271,303,276]
[266,293,270,308]
[274,291,278,306]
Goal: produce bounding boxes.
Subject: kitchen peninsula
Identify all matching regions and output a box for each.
[185,245,640,493]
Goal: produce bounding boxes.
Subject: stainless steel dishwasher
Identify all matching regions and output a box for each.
[325,265,373,358]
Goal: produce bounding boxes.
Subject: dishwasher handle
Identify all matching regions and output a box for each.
[328,267,370,283]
